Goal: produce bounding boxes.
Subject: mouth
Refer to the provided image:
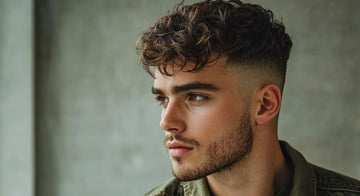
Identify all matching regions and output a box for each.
[166,142,194,157]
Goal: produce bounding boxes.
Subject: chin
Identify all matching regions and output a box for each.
[171,161,209,181]
[172,170,203,182]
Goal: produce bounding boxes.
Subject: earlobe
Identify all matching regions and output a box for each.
[255,84,282,125]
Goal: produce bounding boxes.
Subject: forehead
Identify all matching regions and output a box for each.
[153,59,235,89]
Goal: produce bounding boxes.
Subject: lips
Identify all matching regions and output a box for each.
[166,141,194,157]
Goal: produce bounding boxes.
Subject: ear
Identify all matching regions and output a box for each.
[255,84,282,125]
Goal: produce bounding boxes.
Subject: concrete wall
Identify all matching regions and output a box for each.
[1,0,358,195]
[258,0,360,179]
[35,1,177,195]
[0,0,34,195]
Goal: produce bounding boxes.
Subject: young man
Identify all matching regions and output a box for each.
[137,0,360,195]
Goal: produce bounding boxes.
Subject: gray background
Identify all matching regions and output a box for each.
[0,0,33,195]
[0,0,359,196]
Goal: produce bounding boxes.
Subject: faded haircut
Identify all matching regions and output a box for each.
[136,0,292,87]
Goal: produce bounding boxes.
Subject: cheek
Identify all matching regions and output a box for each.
[189,101,243,137]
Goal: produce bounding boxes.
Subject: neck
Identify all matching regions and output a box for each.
[206,131,292,196]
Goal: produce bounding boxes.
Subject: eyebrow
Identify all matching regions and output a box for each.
[152,82,220,95]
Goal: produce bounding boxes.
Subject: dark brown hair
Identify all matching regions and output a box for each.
[137,0,292,82]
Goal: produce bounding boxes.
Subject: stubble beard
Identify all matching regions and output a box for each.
[169,112,253,181]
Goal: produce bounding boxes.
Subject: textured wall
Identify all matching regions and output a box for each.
[34,0,360,196]
[0,0,34,195]
[258,0,360,178]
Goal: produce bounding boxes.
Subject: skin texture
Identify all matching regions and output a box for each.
[152,57,292,196]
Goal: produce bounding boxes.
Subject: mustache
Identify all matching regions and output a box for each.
[164,134,200,147]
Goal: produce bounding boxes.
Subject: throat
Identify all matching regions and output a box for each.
[206,157,253,196]
[206,144,293,196]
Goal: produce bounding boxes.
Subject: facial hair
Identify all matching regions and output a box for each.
[164,111,252,181]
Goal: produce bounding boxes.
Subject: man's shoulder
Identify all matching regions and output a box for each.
[280,140,360,195]
[311,164,360,195]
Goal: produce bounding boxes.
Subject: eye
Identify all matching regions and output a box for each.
[155,96,169,106]
[188,93,208,102]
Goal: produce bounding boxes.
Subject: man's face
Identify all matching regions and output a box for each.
[152,58,253,181]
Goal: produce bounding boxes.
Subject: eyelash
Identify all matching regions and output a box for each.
[187,93,209,102]
[155,93,209,106]
[155,96,168,106]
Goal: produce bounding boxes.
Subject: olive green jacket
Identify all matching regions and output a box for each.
[145,141,360,196]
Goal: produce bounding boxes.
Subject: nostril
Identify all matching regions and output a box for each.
[167,127,179,132]
[160,118,186,133]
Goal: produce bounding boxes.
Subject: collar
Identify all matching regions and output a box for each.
[279,141,317,196]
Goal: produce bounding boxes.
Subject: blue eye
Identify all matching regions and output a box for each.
[188,94,208,101]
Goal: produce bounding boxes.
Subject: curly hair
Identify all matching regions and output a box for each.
[136,0,292,83]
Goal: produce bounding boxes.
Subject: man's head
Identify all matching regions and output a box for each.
[137,0,292,181]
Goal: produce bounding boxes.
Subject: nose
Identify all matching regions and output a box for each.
[160,100,186,133]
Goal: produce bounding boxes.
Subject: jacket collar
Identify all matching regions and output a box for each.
[180,178,212,196]
[280,141,317,196]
